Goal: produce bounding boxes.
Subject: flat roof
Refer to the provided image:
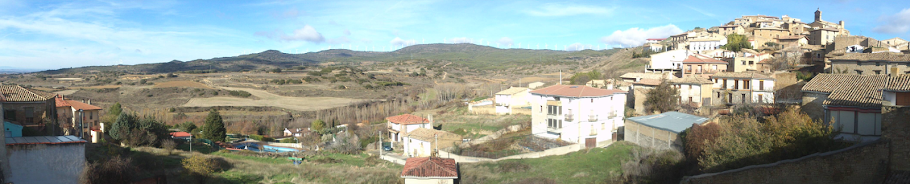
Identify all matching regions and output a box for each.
[627,112,708,134]
[6,135,86,146]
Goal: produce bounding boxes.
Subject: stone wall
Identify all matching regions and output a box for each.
[801,92,828,121]
[831,60,910,75]
[680,140,890,184]
[883,105,910,171]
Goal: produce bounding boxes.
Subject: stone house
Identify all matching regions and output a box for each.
[0,85,57,131]
[680,54,728,78]
[54,95,102,136]
[631,79,661,115]
[809,28,839,46]
[828,53,910,75]
[625,112,708,151]
[882,37,907,47]
[400,157,458,184]
[730,49,774,72]
[800,74,897,137]
[670,77,714,108]
[710,72,776,105]
[718,25,745,36]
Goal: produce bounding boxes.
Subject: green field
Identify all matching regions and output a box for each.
[460,141,638,183]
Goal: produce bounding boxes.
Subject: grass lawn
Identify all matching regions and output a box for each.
[461,141,638,184]
[440,114,530,139]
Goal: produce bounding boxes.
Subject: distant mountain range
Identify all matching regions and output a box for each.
[0,66,44,74]
[37,43,620,74]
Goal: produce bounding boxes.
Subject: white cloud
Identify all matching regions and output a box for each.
[497,37,513,46]
[390,37,416,47]
[599,24,683,47]
[283,25,326,42]
[343,29,351,35]
[566,43,596,51]
[524,3,614,17]
[873,8,910,34]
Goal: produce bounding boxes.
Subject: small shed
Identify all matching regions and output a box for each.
[624,112,708,151]
[4,121,23,137]
[5,135,87,184]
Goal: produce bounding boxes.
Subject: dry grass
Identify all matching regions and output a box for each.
[182,86,372,111]
[153,81,213,89]
[74,85,122,89]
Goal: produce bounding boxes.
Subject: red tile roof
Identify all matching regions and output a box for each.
[530,85,626,97]
[0,85,55,102]
[55,95,102,110]
[170,132,192,137]
[682,55,728,64]
[401,157,458,178]
[55,95,71,107]
[386,114,429,125]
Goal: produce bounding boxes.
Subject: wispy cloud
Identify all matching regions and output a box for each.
[497,37,513,46]
[523,3,615,17]
[680,4,715,17]
[256,25,326,43]
[599,24,683,46]
[390,37,416,47]
[873,8,910,34]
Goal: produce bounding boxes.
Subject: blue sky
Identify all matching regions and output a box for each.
[1,0,909,69]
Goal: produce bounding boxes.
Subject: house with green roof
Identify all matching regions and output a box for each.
[624,111,709,151]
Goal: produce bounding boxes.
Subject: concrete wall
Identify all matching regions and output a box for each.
[680,140,889,184]
[6,143,86,184]
[624,120,681,151]
[405,178,454,184]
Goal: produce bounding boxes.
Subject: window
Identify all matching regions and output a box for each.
[742,94,747,103]
[874,70,881,74]
[758,94,764,103]
[24,107,34,123]
[723,79,728,89]
[759,80,765,90]
[689,85,692,89]
[734,79,739,89]
[688,97,693,102]
[744,80,750,90]
[3,110,14,121]
[749,61,754,65]
[717,92,721,98]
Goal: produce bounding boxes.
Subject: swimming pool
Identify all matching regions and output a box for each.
[234,143,302,153]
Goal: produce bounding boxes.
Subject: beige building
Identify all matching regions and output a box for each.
[54,95,102,136]
[809,28,839,46]
[402,128,462,158]
[710,72,776,105]
[680,55,728,78]
[829,53,910,75]
[670,77,714,108]
[718,25,745,36]
[495,87,531,115]
[731,50,774,72]
[1,85,57,131]
[883,37,907,47]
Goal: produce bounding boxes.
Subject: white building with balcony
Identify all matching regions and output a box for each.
[647,49,688,72]
[530,85,627,145]
[386,114,431,142]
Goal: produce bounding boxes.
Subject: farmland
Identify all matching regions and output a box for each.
[182,86,373,112]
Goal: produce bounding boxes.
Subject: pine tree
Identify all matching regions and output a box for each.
[202,109,226,142]
[109,113,137,141]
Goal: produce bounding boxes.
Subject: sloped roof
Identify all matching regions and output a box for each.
[829,53,910,62]
[682,55,728,64]
[496,87,529,95]
[170,132,192,137]
[387,114,429,125]
[406,128,461,142]
[670,77,713,84]
[801,74,889,107]
[530,85,626,98]
[633,79,662,86]
[401,157,458,178]
[66,100,102,110]
[620,73,668,80]
[711,72,773,79]
[0,85,55,102]
[884,75,910,92]
[627,112,708,134]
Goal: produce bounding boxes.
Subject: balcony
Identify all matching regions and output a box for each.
[588,115,598,122]
[684,69,720,74]
[565,114,574,122]
[608,112,617,119]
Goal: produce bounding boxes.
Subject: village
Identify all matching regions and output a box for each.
[1,7,910,184]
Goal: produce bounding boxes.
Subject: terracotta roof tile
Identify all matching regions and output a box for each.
[401,157,458,178]
[682,55,728,64]
[670,77,713,84]
[633,79,662,86]
[405,128,461,142]
[66,100,102,110]
[170,132,192,137]
[55,95,71,107]
[530,85,626,97]
[829,53,910,62]
[386,114,429,125]
[801,74,889,107]
[885,75,910,92]
[0,85,55,102]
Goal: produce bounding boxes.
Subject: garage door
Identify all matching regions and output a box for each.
[585,138,596,148]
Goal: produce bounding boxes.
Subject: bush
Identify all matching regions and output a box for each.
[80,156,135,184]
[327,133,361,154]
[228,90,252,97]
[162,139,176,155]
[182,155,219,183]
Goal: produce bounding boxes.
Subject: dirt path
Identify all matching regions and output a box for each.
[434,62,450,85]
[182,86,372,111]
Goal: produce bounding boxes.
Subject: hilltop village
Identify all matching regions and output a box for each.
[0,8,909,184]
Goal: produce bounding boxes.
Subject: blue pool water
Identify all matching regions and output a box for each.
[235,143,301,153]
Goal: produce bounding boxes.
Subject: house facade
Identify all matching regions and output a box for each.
[494,87,530,115]
[647,49,687,72]
[54,95,102,136]
[530,85,627,144]
[731,51,773,72]
[387,114,431,143]
[680,55,728,78]
[828,53,910,75]
[710,72,776,105]
[1,85,57,131]
[401,128,462,158]
[670,77,714,108]
[688,37,727,52]
[801,74,892,136]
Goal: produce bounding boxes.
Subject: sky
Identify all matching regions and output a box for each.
[1,0,909,70]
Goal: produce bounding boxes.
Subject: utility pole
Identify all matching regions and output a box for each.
[79,109,84,139]
[379,130,383,156]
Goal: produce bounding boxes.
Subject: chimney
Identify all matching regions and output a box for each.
[428,114,433,125]
[82,99,85,103]
[88,99,91,105]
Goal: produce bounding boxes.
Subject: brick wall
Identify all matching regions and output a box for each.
[883,106,910,171]
[680,140,890,184]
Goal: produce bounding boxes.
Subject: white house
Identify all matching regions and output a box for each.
[400,157,458,184]
[386,114,431,142]
[495,87,530,115]
[688,37,727,53]
[647,49,688,72]
[710,72,776,105]
[530,85,627,146]
[401,128,462,158]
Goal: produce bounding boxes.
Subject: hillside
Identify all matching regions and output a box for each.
[39,43,622,74]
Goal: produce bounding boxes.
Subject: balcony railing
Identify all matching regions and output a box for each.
[608,112,617,119]
[547,127,562,134]
[684,69,720,74]
[565,114,574,122]
[588,115,598,122]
